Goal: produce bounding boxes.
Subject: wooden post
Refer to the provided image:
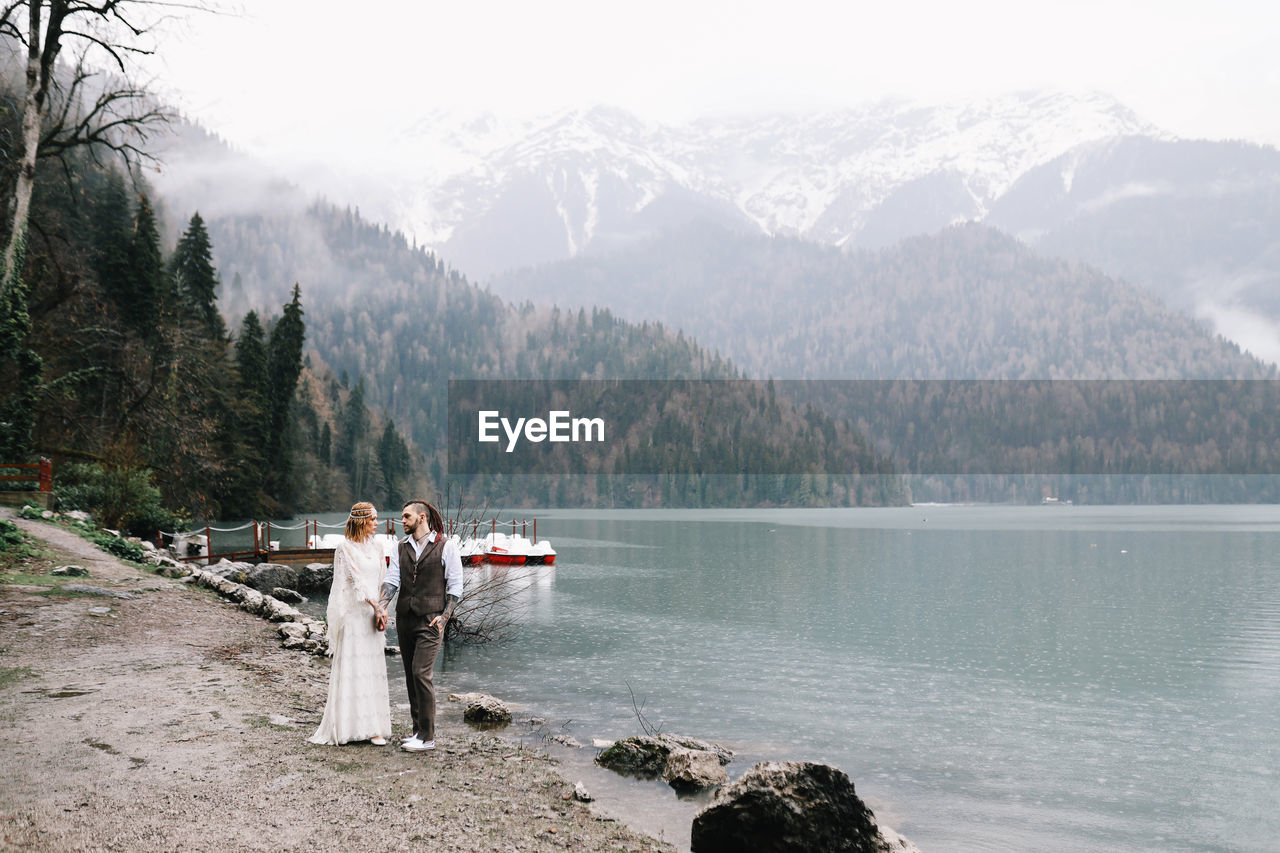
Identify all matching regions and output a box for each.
[156,530,163,551]
[533,518,537,542]
[38,457,51,492]
[253,521,260,556]
[205,525,211,563]
[522,519,526,538]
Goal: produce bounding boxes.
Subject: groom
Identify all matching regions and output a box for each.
[379,499,463,752]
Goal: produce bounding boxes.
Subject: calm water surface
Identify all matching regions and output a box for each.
[293,506,1280,852]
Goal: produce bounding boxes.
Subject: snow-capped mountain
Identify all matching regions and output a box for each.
[374,91,1162,277]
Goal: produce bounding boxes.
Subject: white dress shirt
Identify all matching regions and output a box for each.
[385,530,463,599]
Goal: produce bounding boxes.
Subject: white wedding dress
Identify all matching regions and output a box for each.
[308,537,392,745]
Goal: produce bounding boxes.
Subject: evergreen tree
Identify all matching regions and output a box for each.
[0,233,42,460]
[125,193,168,339]
[318,421,332,466]
[171,212,224,339]
[377,420,411,504]
[235,311,270,417]
[89,170,133,303]
[336,379,368,477]
[264,284,306,502]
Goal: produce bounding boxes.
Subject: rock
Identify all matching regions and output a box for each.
[267,714,295,727]
[549,734,582,748]
[65,510,91,522]
[237,590,265,613]
[297,562,333,592]
[463,695,512,726]
[596,734,733,780]
[664,747,729,793]
[270,587,304,603]
[243,563,300,593]
[573,782,593,802]
[51,565,89,577]
[209,561,252,581]
[591,738,615,750]
[62,584,138,600]
[282,635,308,650]
[157,564,190,579]
[40,510,53,519]
[690,761,920,853]
[278,623,308,639]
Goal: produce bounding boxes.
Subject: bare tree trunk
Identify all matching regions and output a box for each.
[1,1,65,297]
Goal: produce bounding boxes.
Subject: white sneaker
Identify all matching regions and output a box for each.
[401,736,435,752]
[400,733,419,743]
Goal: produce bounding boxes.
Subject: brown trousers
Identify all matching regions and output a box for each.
[398,610,443,741]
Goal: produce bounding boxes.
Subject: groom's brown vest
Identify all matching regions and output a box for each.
[397,535,446,617]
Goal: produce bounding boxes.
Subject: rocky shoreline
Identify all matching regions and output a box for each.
[1,510,920,852]
[0,510,674,853]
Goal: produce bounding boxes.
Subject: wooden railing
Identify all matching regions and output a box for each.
[0,457,52,492]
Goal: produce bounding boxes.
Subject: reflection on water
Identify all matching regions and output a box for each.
[290,506,1280,852]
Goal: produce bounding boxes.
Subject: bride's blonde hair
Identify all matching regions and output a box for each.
[345,502,377,542]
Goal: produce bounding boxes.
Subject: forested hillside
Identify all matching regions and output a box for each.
[490,222,1276,380]
[201,203,901,507]
[986,136,1280,360]
[0,85,420,525]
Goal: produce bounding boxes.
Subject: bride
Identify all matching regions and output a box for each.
[308,501,393,746]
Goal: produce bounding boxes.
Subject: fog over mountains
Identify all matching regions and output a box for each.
[155,88,1280,373]
[362,91,1159,278]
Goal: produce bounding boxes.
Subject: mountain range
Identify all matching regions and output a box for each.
[350,91,1160,278]
[258,90,1273,365]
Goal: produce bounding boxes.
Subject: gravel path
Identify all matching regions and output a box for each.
[0,510,674,853]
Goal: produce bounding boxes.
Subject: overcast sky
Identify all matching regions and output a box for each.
[146,0,1280,161]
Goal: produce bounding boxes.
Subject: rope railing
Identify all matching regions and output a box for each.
[158,516,551,565]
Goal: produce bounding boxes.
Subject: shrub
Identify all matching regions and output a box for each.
[86,530,146,563]
[55,463,186,537]
[0,519,26,550]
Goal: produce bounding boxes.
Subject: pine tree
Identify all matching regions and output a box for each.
[377,420,411,504]
[264,285,306,503]
[125,193,168,339]
[235,311,270,416]
[89,170,133,304]
[171,212,225,339]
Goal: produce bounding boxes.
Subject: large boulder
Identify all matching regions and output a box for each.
[664,747,729,792]
[596,734,733,790]
[691,762,919,853]
[297,562,333,592]
[463,694,512,727]
[244,562,300,593]
[270,587,304,603]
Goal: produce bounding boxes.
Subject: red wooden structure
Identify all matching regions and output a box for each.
[0,457,52,492]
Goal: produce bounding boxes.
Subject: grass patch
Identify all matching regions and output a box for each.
[0,520,55,583]
[0,665,37,688]
[8,510,153,569]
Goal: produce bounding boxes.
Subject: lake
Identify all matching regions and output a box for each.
[283,505,1279,852]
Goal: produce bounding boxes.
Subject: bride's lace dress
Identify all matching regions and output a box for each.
[308,537,391,745]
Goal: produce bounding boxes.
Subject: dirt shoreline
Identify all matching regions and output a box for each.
[0,510,675,853]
